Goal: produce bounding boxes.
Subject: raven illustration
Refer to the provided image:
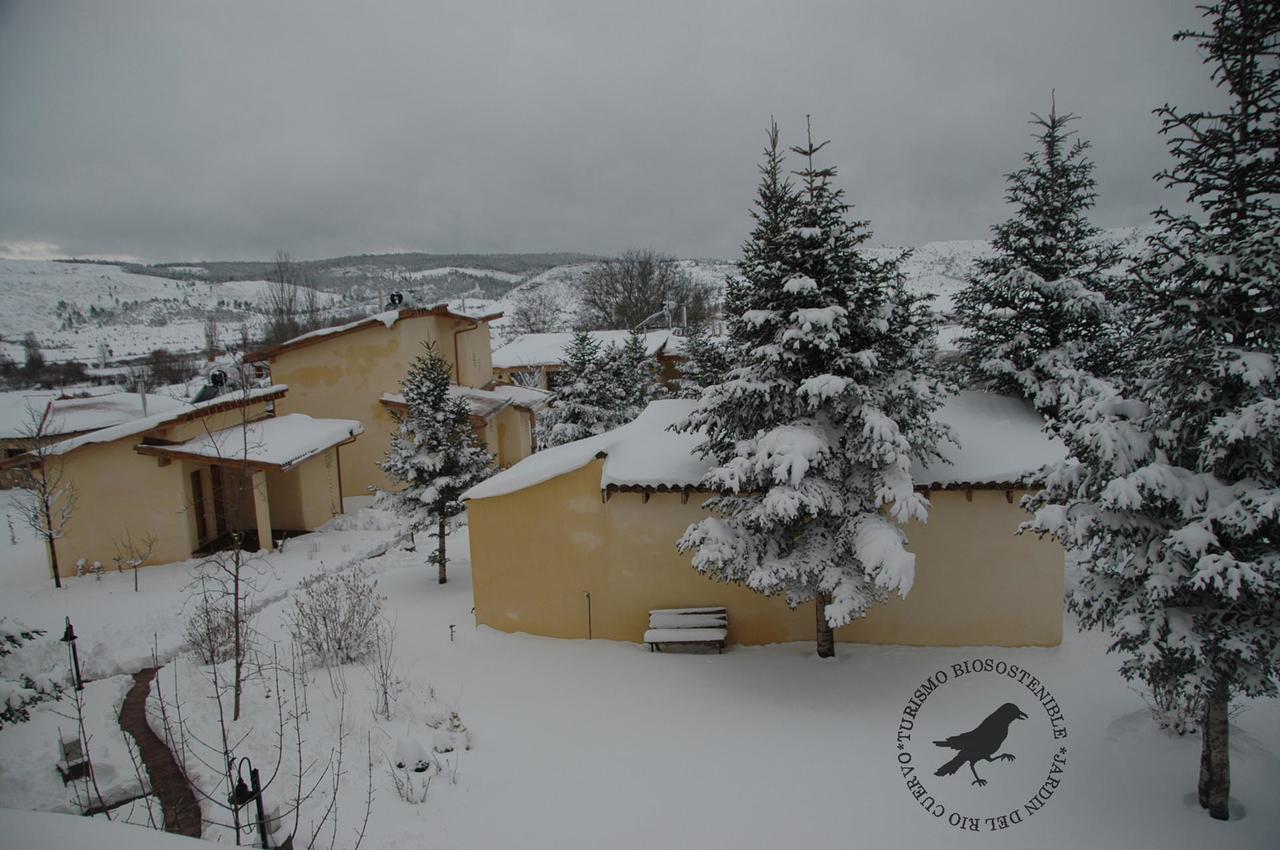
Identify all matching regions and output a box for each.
[933,702,1028,787]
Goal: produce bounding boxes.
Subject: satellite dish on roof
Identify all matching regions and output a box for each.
[386,291,404,309]
[210,369,227,387]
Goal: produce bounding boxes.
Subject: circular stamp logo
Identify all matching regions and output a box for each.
[895,657,1067,833]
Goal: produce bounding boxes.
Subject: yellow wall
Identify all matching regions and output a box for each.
[44,400,344,576]
[265,446,342,531]
[267,315,494,495]
[467,459,1064,647]
[492,406,533,468]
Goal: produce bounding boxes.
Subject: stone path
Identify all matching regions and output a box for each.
[118,667,203,837]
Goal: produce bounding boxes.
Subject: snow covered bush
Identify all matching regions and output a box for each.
[290,566,386,666]
[677,120,948,657]
[0,620,63,728]
[183,587,250,666]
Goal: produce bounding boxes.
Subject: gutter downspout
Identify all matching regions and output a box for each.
[452,317,480,385]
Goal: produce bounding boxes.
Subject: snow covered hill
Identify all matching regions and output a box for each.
[0,228,1149,367]
[0,260,351,366]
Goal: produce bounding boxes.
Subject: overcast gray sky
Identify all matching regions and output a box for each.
[0,0,1219,263]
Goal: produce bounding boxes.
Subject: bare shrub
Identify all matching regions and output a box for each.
[184,580,252,666]
[290,566,385,666]
[363,619,401,721]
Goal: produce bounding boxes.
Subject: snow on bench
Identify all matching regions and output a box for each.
[644,607,728,653]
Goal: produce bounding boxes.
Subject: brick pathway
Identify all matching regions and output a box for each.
[118,667,203,837]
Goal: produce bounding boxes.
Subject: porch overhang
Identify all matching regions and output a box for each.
[134,413,363,473]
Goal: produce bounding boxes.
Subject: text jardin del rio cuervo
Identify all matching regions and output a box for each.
[896,657,1069,833]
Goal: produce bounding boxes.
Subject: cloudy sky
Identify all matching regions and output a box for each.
[0,1,1219,263]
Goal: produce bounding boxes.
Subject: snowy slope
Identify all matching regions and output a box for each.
[0,260,341,364]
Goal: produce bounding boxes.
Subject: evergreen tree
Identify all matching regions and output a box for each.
[953,97,1123,405]
[675,321,731,399]
[677,120,948,657]
[606,330,663,413]
[1025,1,1279,820]
[380,342,494,584]
[535,333,623,448]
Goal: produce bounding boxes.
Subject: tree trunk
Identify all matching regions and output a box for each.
[1199,685,1230,820]
[45,535,62,589]
[437,518,447,585]
[815,594,834,658]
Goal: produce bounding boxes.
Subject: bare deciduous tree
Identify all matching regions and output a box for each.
[576,249,715,330]
[203,316,220,362]
[262,249,311,347]
[508,287,566,335]
[14,406,77,589]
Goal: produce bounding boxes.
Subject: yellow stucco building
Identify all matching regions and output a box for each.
[1,386,362,578]
[464,392,1068,648]
[250,305,542,498]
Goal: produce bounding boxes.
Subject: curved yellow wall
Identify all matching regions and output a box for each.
[467,459,1064,647]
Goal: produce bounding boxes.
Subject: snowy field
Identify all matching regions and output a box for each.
[1,488,1277,849]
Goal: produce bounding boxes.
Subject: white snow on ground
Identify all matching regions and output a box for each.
[0,808,202,848]
[0,493,1277,848]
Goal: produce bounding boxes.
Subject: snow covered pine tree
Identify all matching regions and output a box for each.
[534,332,619,448]
[675,320,731,399]
[381,342,494,584]
[536,330,660,448]
[605,329,663,412]
[677,119,948,657]
[953,95,1122,408]
[1025,0,1279,821]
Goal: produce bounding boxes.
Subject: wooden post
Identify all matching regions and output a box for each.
[251,470,273,551]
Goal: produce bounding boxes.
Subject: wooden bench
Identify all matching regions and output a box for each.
[644,607,728,653]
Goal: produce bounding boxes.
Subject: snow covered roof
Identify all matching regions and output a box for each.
[250,304,502,362]
[43,391,187,436]
[0,389,98,439]
[381,385,507,422]
[463,391,1066,501]
[491,330,675,370]
[1,385,289,463]
[916,392,1067,487]
[137,413,362,471]
[486,382,551,411]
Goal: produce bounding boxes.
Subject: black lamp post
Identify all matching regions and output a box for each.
[60,616,83,691]
[228,756,269,848]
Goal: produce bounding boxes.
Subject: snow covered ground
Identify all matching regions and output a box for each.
[1,487,1277,849]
